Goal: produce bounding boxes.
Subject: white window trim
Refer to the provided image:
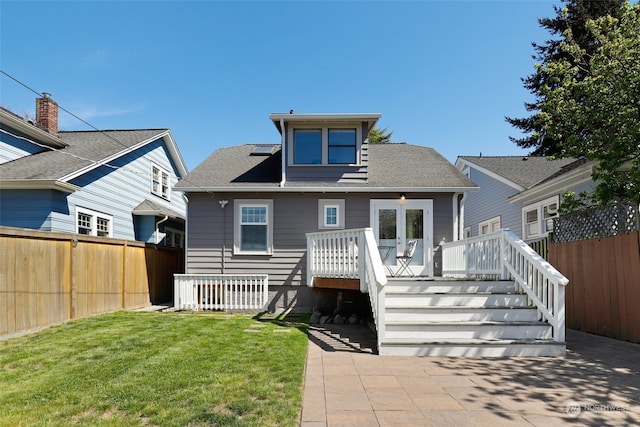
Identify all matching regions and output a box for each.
[288,125,362,166]
[150,162,171,201]
[479,216,501,235]
[164,227,185,248]
[75,206,113,237]
[522,195,559,240]
[233,199,274,255]
[318,199,345,229]
[463,226,471,239]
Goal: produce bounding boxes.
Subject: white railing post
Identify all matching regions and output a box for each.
[500,230,509,280]
[359,229,367,293]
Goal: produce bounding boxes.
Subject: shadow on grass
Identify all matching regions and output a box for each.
[252,311,377,354]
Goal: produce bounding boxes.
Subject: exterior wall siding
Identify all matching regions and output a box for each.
[464,167,522,237]
[0,138,186,242]
[0,189,57,230]
[185,191,455,310]
[67,138,186,240]
[0,124,47,164]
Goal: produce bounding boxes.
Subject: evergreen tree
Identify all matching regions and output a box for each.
[506,0,624,155]
[368,127,393,144]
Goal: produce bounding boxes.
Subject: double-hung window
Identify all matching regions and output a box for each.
[522,196,559,240]
[76,207,112,237]
[291,127,359,165]
[151,162,171,200]
[234,200,273,254]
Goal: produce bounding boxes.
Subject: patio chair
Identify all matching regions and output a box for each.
[395,239,418,277]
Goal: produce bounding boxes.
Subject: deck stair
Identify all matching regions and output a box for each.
[379,278,566,357]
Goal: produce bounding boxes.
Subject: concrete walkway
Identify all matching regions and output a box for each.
[300,324,640,426]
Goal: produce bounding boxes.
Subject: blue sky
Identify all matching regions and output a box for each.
[1,0,562,170]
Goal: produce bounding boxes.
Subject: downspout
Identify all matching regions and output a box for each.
[279,118,286,187]
[155,215,169,244]
[459,192,467,240]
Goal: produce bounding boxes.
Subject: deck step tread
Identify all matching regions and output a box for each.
[385,321,547,326]
[382,338,563,345]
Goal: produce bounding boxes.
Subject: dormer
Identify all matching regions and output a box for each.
[269,112,380,184]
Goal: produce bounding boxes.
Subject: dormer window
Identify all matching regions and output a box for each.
[291,126,360,165]
[294,129,322,164]
[328,129,356,164]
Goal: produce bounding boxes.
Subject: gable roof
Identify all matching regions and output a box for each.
[457,156,579,190]
[0,128,188,184]
[176,142,477,192]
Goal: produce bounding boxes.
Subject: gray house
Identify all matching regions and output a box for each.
[176,112,478,311]
[455,156,594,242]
[0,95,188,245]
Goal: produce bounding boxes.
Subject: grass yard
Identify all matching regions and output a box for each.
[0,311,309,426]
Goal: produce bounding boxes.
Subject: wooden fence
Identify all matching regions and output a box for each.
[549,231,640,343]
[0,226,184,338]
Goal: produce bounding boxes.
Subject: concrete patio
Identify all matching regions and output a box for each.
[300,324,640,426]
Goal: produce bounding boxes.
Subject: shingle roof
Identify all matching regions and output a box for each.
[176,143,477,191]
[132,199,185,220]
[0,129,168,180]
[458,156,579,189]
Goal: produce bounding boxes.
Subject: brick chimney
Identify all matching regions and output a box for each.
[36,93,58,134]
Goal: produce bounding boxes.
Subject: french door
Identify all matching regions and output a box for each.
[370,199,433,277]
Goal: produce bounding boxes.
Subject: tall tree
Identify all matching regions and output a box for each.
[506,0,624,155]
[535,2,640,203]
[368,127,393,144]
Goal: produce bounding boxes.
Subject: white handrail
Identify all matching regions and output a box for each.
[442,229,569,342]
[306,227,388,349]
[174,274,269,311]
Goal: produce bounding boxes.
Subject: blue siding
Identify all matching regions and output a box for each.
[67,138,186,240]
[0,189,66,230]
[0,125,48,164]
[464,167,522,237]
[0,137,186,241]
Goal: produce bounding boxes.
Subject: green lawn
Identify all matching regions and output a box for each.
[0,311,309,426]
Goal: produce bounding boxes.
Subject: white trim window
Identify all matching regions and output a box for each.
[151,162,171,200]
[479,216,501,235]
[463,226,471,239]
[234,200,273,255]
[318,199,345,229]
[522,196,559,240]
[164,227,185,248]
[290,126,361,165]
[76,207,112,237]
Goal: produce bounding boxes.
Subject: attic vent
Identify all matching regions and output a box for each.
[251,145,276,156]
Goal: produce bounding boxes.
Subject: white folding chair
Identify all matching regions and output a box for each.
[395,239,418,277]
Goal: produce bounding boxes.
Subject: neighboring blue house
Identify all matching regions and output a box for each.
[0,95,188,246]
[455,156,595,242]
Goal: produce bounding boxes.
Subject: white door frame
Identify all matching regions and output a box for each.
[370,199,434,277]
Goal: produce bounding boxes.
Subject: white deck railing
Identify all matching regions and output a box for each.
[174,274,269,311]
[442,229,569,342]
[306,228,388,349]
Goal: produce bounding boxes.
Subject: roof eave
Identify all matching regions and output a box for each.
[0,109,68,148]
[175,185,479,193]
[132,209,185,220]
[268,113,382,134]
[508,163,594,204]
[0,179,80,193]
